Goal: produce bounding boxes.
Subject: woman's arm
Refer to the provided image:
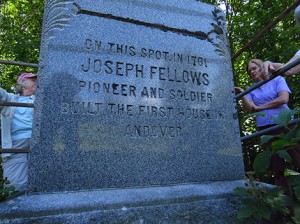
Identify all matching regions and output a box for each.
[260,55,300,78]
[252,91,289,112]
[234,87,256,113]
[283,55,300,75]
[0,88,17,103]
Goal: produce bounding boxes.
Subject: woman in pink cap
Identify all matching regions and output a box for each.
[1,72,37,193]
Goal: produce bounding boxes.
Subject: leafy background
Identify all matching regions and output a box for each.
[0,0,43,90]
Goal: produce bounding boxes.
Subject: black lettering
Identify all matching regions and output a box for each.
[85,39,93,50]
[85,39,102,51]
[125,63,134,76]
[150,66,157,79]
[169,89,175,99]
[94,59,101,73]
[207,93,212,102]
[82,57,91,72]
[104,61,113,74]
[190,71,201,85]
[140,48,147,57]
[129,86,136,97]
[159,67,166,80]
[116,62,124,76]
[135,64,145,78]
[129,46,136,56]
[112,83,119,95]
[203,73,209,85]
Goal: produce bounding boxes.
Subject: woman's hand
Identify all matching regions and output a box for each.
[260,61,285,79]
[252,104,258,112]
[234,87,244,94]
[234,86,255,113]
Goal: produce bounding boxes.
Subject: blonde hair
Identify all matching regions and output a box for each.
[247,59,263,74]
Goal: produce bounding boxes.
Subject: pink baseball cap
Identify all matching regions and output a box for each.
[17,73,37,84]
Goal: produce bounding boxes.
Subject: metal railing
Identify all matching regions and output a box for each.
[236,57,300,142]
[241,117,300,141]
[1,148,30,153]
[0,59,38,68]
[1,101,34,108]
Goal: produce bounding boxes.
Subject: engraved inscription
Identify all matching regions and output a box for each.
[60,38,224,139]
[81,57,209,86]
[124,125,182,138]
[79,81,137,97]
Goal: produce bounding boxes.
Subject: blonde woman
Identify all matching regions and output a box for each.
[235,59,291,131]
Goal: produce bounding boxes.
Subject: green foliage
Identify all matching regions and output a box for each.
[287,171,300,223]
[200,0,300,177]
[254,108,300,174]
[253,151,272,173]
[235,173,292,222]
[271,109,293,128]
[239,111,265,128]
[0,0,44,91]
[0,178,15,202]
[225,0,300,173]
[237,108,300,222]
[0,0,44,202]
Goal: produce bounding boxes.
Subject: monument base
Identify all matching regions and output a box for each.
[1,180,248,223]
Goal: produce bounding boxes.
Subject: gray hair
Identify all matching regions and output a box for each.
[295,5,300,26]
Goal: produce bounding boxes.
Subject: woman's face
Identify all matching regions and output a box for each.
[22,77,37,95]
[248,62,262,82]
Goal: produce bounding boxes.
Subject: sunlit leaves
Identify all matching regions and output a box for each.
[240,111,265,127]
[0,0,44,90]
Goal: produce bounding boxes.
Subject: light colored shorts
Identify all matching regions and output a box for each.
[2,138,30,192]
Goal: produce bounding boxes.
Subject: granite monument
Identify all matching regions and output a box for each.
[29,0,244,193]
[0,0,246,223]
